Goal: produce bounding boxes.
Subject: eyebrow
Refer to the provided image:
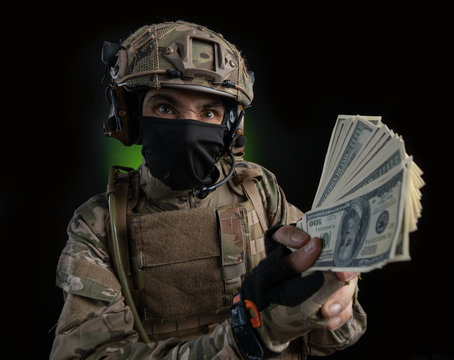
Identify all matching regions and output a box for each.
[202,101,224,111]
[144,94,180,107]
[144,94,224,110]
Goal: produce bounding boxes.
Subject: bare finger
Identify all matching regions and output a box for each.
[327,299,353,330]
[284,237,322,274]
[272,225,311,249]
[321,277,358,319]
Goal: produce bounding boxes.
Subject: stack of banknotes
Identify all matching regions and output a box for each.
[296,115,424,272]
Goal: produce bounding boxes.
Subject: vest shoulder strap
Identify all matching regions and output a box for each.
[241,180,269,234]
[229,161,270,234]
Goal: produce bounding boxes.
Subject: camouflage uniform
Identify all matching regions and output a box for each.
[50,156,366,359]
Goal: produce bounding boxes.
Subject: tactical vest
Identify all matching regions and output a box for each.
[106,162,269,342]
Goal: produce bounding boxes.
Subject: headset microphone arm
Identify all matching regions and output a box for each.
[195,110,244,199]
[195,150,236,199]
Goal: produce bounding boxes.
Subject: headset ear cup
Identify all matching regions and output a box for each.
[103,85,133,146]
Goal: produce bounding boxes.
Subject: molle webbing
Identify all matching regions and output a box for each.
[218,205,247,292]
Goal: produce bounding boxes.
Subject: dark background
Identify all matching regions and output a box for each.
[4,5,452,359]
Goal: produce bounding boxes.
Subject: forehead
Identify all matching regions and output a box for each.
[143,87,224,106]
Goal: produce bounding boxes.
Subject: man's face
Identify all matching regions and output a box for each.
[142,88,225,125]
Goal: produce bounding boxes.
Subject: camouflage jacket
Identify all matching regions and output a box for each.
[50,157,366,359]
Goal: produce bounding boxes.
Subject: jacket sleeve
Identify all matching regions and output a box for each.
[253,164,367,356]
[50,194,242,360]
[303,301,367,356]
[252,162,303,227]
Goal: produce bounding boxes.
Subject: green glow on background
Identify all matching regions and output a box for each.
[102,137,143,170]
[101,114,259,170]
[242,114,259,162]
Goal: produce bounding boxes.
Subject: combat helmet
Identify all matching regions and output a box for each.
[101,20,254,150]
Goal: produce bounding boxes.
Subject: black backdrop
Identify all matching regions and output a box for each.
[6,6,452,360]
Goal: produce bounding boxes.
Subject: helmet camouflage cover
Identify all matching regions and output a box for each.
[110,20,254,108]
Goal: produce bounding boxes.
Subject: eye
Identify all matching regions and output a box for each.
[201,109,223,122]
[157,104,174,115]
[203,110,216,119]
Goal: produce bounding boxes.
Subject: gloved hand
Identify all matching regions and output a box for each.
[231,225,355,359]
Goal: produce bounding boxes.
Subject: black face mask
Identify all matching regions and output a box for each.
[138,116,226,191]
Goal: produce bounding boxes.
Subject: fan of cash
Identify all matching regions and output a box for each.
[296,115,424,272]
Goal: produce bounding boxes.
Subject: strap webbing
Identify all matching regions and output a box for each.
[242,181,269,234]
[115,180,131,276]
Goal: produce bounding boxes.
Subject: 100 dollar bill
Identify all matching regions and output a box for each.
[296,162,409,272]
[313,117,377,208]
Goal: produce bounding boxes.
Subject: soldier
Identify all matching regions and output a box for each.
[50,20,366,359]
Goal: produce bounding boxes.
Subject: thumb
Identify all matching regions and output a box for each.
[285,237,322,274]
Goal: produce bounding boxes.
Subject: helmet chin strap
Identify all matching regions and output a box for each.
[195,110,245,199]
